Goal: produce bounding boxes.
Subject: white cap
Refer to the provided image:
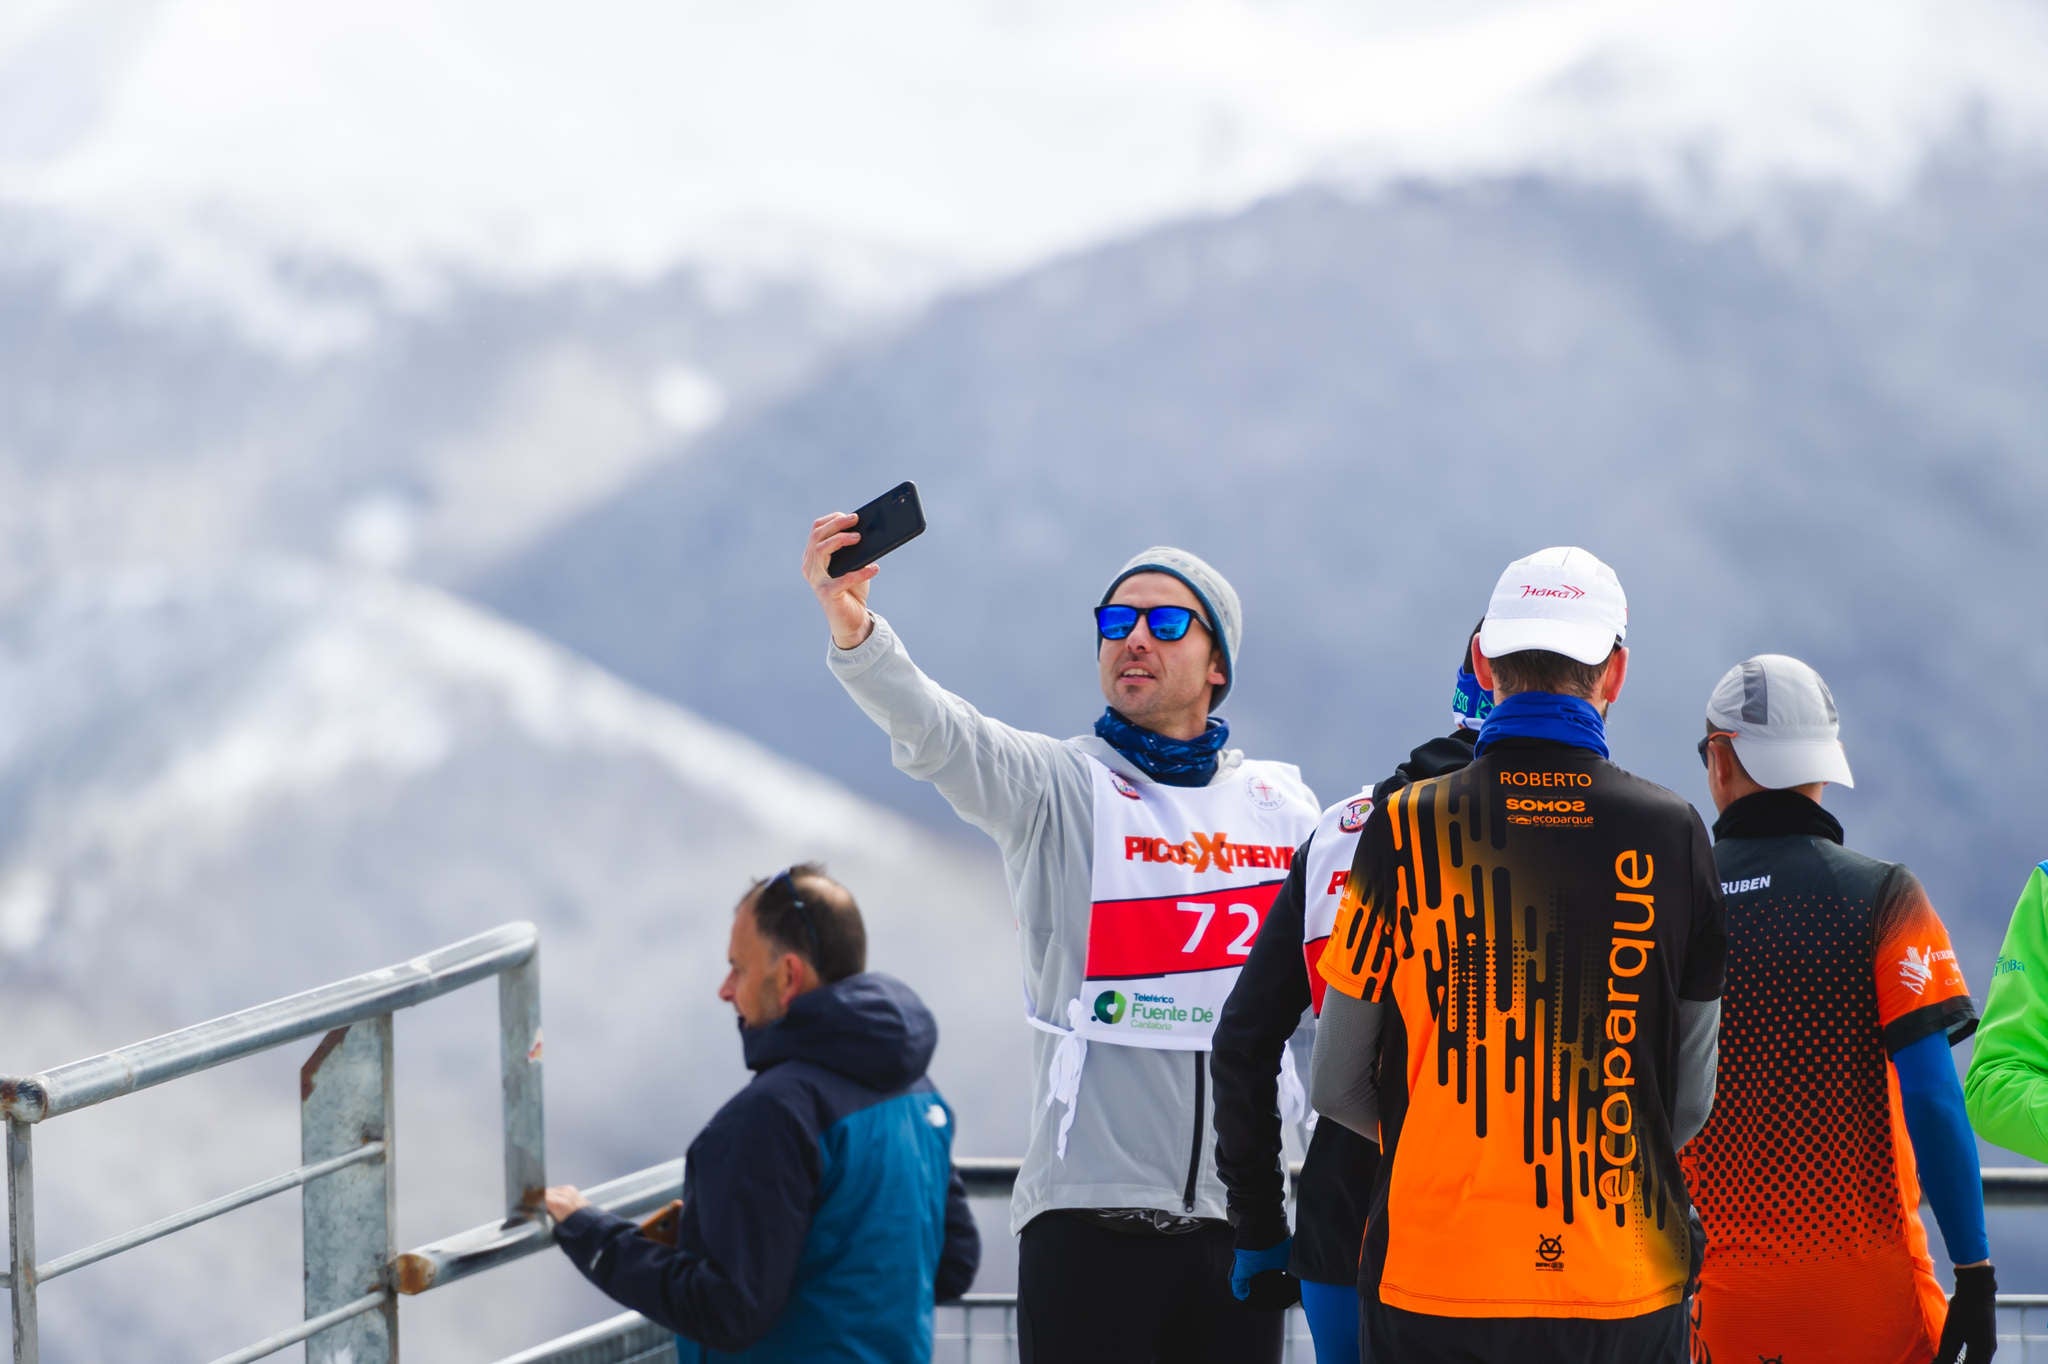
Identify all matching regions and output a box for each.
[1478,547,1628,667]
[1705,654,1855,789]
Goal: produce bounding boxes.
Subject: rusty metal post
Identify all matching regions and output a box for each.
[7,1119,35,1364]
[498,954,545,1217]
[301,1017,396,1364]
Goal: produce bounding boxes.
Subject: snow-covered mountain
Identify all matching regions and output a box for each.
[0,225,869,604]
[0,565,1022,1360]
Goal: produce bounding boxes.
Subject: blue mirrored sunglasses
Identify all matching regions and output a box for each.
[1094,604,1209,643]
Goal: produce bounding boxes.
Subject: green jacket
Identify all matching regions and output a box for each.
[1964,861,2048,1161]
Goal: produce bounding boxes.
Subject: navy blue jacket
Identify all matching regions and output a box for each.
[556,973,980,1362]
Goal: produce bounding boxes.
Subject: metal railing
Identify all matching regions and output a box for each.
[504,1158,2048,1363]
[1,922,546,1364]
[3,926,2042,1363]
[506,1295,2048,1364]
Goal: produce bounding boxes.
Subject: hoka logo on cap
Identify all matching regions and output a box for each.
[1092,990,1127,1025]
[1480,547,1628,667]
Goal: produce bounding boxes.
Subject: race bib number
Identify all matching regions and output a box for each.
[1066,757,1315,1049]
[1079,882,1287,1044]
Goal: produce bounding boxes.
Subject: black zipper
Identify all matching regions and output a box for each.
[1184,1051,1205,1212]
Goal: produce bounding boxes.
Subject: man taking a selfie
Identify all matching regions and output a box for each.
[544,865,979,1363]
[804,510,1317,1364]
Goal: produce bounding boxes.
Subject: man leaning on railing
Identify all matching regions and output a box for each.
[541,865,980,1363]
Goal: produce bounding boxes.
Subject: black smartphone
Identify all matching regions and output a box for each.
[828,481,926,578]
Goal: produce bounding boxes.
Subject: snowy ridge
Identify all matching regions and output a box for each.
[0,562,939,956]
[0,231,857,600]
[69,567,908,850]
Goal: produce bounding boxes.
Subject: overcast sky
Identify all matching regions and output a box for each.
[4,0,2045,305]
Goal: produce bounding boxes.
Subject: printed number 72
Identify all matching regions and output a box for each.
[1177,901,1260,956]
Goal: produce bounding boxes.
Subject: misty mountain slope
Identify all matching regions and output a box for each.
[0,221,868,599]
[477,158,2048,958]
[0,566,1022,1360]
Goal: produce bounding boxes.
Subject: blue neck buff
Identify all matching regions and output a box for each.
[1451,670,1494,732]
[1474,691,1609,760]
[1095,708,1230,787]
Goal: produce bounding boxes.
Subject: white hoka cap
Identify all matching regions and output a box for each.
[1478,547,1628,667]
[1705,654,1855,789]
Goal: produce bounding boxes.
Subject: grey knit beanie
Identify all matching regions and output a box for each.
[1099,547,1242,710]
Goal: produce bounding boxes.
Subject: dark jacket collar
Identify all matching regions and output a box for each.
[1373,728,1478,804]
[1478,734,1597,755]
[1431,727,1480,759]
[1712,789,1844,845]
[740,972,937,1090]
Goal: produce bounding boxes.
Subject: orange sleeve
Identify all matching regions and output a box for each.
[1874,867,1977,1053]
[1314,789,1400,1003]
[1315,878,1373,1001]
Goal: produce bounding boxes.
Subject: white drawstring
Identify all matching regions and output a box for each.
[1278,1042,1316,1138]
[1045,998,1089,1159]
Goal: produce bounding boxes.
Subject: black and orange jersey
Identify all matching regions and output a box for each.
[1682,790,1978,1364]
[1317,736,1725,1321]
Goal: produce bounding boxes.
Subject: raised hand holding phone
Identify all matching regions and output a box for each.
[804,511,877,648]
[804,482,925,649]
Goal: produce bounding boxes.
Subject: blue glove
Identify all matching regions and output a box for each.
[1231,1238,1298,1308]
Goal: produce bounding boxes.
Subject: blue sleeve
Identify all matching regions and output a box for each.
[555,1093,820,1351]
[1893,1030,1990,1265]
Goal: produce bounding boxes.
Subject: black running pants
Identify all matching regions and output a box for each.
[1017,1211,1285,1364]
[1360,1297,1688,1364]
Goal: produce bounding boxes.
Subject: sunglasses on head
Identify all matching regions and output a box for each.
[1095,604,1210,643]
[767,867,822,958]
[1697,731,1737,768]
